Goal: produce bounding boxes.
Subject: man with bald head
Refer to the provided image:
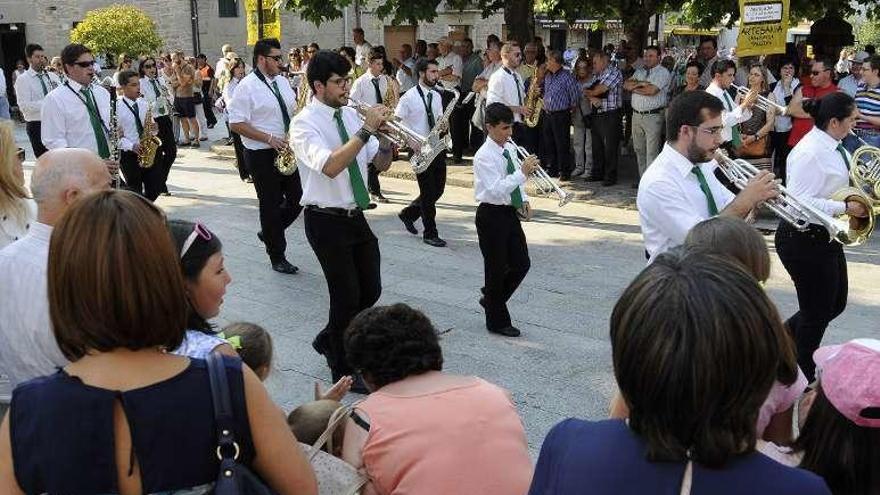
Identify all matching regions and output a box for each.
[0,148,110,417]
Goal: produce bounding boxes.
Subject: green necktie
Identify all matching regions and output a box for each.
[271,80,291,132]
[836,143,851,170]
[37,73,48,96]
[502,149,524,209]
[81,87,110,159]
[722,91,742,148]
[332,109,370,209]
[426,91,435,128]
[691,165,719,216]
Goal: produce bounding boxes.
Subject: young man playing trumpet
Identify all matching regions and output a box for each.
[395,58,448,247]
[472,102,538,337]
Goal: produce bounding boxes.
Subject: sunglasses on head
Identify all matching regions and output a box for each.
[180,222,213,259]
[72,61,95,68]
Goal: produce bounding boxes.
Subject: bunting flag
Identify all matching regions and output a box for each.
[736,0,789,56]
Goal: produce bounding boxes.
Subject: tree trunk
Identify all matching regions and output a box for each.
[504,0,534,46]
[624,14,649,52]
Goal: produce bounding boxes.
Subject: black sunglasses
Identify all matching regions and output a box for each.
[16,148,25,161]
[72,61,95,68]
[267,55,283,62]
[143,63,156,68]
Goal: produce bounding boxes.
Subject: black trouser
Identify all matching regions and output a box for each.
[400,153,447,239]
[771,130,791,185]
[230,130,249,181]
[541,110,573,177]
[244,148,304,262]
[367,163,382,195]
[155,115,177,193]
[476,203,530,331]
[452,97,474,159]
[120,150,163,201]
[513,122,527,147]
[305,208,381,379]
[590,109,623,181]
[441,89,464,161]
[775,222,848,381]
[201,81,217,127]
[25,121,47,158]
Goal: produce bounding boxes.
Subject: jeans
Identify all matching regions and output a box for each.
[0,97,10,120]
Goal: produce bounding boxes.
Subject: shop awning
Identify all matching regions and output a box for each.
[664,27,721,36]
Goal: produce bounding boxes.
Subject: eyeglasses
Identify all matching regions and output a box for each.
[811,68,830,75]
[328,76,352,87]
[267,55,283,62]
[72,61,95,68]
[16,148,25,161]
[180,222,213,259]
[689,124,724,135]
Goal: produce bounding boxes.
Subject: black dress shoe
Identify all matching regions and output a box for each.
[398,212,418,235]
[423,237,447,247]
[603,180,618,186]
[257,231,265,244]
[271,259,299,274]
[489,326,521,337]
[584,176,603,182]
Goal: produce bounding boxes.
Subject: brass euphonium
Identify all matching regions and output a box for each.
[138,103,163,168]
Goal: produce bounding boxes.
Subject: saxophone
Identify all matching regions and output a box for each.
[138,103,163,168]
[411,88,458,174]
[383,75,399,110]
[523,67,544,128]
[275,80,311,176]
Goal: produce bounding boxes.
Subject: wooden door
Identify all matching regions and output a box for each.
[383,25,416,55]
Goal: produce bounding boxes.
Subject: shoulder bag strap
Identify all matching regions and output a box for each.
[206,351,245,495]
[679,460,693,495]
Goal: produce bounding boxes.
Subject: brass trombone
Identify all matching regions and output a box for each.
[730,83,788,115]
[508,139,573,207]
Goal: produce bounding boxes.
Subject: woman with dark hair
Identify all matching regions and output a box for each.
[222,58,251,182]
[341,303,532,494]
[0,190,318,494]
[777,92,870,382]
[770,59,799,183]
[529,247,829,494]
[670,60,705,99]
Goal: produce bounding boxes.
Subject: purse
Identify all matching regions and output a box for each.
[206,351,278,495]
[735,133,770,158]
[299,404,368,495]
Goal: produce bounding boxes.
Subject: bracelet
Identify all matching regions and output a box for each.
[355,127,373,143]
[265,132,273,144]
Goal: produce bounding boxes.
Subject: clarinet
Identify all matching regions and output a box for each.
[108,98,121,188]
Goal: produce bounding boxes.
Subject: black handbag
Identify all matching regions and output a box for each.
[206,352,278,495]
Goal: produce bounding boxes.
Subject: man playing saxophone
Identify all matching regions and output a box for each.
[349,48,393,203]
[116,70,162,200]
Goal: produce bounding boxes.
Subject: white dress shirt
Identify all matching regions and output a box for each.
[139,75,173,117]
[786,127,849,218]
[215,58,229,80]
[396,57,417,93]
[117,96,147,152]
[473,137,529,205]
[630,64,671,112]
[437,52,463,90]
[705,82,752,144]
[487,66,526,123]
[227,71,296,150]
[0,222,68,404]
[290,98,380,208]
[223,76,243,107]
[13,68,62,122]
[41,79,112,153]
[0,198,36,250]
[637,143,736,261]
[395,83,444,136]
[837,74,861,97]
[350,71,390,106]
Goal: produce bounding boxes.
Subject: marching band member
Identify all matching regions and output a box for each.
[487,42,530,145]
[290,49,393,393]
[349,47,391,203]
[116,70,161,200]
[228,38,302,275]
[41,43,118,181]
[13,44,60,158]
[395,58,448,247]
[637,91,777,262]
[472,102,536,337]
[705,59,756,151]
[776,92,869,381]
[139,56,177,195]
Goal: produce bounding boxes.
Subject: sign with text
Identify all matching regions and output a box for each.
[737,0,789,56]
[246,0,281,45]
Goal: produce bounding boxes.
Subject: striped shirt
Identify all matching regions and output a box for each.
[594,65,623,113]
[854,82,880,131]
[541,67,580,112]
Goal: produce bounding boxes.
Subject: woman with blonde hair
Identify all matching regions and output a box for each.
[735,63,777,159]
[0,121,35,249]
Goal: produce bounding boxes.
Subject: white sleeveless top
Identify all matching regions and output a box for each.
[172,330,227,359]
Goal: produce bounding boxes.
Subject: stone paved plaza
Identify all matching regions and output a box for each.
[14,123,880,454]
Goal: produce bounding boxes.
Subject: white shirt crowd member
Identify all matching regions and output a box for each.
[396,57,418,93]
[0,199,36,249]
[140,74,174,118]
[487,67,526,123]
[117,95,148,152]
[0,222,68,405]
[355,41,373,69]
[350,72,391,105]
[41,79,112,152]
[786,127,850,218]
[637,143,735,261]
[629,64,672,112]
[473,139,529,205]
[291,98,380,209]
[437,50,463,91]
[14,68,62,123]
[227,70,296,150]
[395,82,444,136]
[705,82,752,144]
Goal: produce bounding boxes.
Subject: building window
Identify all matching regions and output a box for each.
[218,0,238,17]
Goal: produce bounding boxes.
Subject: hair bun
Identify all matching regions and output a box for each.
[802,98,821,118]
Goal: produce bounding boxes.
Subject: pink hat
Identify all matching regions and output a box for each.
[814,339,880,428]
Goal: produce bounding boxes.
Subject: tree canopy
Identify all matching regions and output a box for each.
[70,4,163,58]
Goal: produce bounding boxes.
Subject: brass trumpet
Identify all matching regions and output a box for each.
[509,139,572,207]
[348,97,428,150]
[730,84,787,115]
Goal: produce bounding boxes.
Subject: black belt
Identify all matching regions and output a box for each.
[633,107,665,115]
[544,108,572,114]
[594,108,621,116]
[305,205,366,217]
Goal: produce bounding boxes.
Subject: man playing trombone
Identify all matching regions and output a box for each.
[395,58,449,247]
[637,91,778,262]
[472,102,537,337]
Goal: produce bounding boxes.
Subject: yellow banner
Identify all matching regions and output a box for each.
[736,0,789,56]
[246,0,281,45]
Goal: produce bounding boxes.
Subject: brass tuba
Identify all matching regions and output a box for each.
[523,67,544,128]
[138,103,163,168]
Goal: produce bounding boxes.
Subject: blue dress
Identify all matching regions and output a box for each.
[528,419,830,495]
[9,356,254,494]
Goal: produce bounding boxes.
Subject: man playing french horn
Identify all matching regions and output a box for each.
[228,37,303,275]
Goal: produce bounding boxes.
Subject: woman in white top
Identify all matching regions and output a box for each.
[775,91,870,383]
[223,59,251,182]
[0,122,36,249]
[770,59,800,184]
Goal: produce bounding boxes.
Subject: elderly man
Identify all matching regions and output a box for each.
[0,148,111,418]
[838,50,868,97]
[625,45,672,184]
